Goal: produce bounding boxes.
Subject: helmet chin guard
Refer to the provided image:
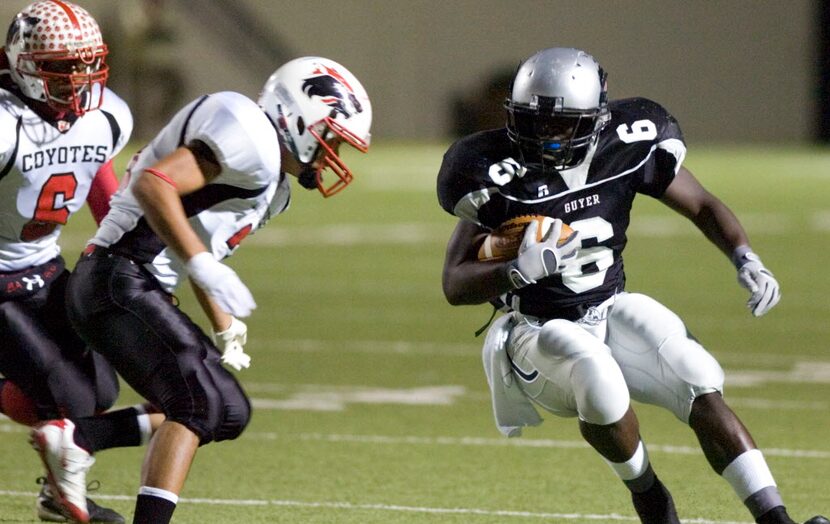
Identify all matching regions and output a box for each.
[505,47,609,171]
[5,1,109,116]
[258,57,372,197]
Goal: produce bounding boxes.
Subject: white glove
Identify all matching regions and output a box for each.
[186,252,256,318]
[507,219,580,289]
[212,316,251,371]
[733,247,780,317]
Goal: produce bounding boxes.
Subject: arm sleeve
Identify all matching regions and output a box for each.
[87,159,119,224]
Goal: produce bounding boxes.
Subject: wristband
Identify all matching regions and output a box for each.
[731,245,759,270]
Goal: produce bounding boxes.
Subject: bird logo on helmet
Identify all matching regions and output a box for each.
[258,57,372,197]
[301,65,365,120]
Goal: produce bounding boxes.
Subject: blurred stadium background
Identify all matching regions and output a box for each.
[0,1,828,523]
[0,0,827,144]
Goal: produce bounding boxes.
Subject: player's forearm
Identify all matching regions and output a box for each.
[133,171,208,262]
[190,279,232,332]
[442,261,513,305]
[661,168,750,261]
[691,197,750,260]
[442,219,515,304]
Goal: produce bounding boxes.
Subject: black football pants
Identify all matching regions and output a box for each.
[0,269,119,420]
[66,250,251,444]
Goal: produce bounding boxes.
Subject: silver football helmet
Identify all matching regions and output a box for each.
[258,56,371,197]
[505,47,610,171]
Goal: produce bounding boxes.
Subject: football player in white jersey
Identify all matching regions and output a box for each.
[438,48,827,524]
[29,56,372,523]
[0,2,163,522]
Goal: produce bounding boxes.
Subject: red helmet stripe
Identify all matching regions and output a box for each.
[48,0,83,40]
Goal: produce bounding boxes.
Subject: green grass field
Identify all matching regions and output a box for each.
[1,143,829,523]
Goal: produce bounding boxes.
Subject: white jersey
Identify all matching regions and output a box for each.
[92,91,290,292]
[0,87,132,271]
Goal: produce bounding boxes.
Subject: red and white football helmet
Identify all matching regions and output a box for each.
[258,57,372,197]
[5,0,108,116]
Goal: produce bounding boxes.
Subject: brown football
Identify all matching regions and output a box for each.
[477,215,574,262]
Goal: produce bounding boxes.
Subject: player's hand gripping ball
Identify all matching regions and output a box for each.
[477,215,575,262]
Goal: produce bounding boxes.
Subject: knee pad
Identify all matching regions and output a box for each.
[534,319,628,424]
[166,378,252,445]
[571,352,630,425]
[164,398,213,443]
[213,388,252,443]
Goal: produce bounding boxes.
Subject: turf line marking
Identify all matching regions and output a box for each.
[58,211,830,251]
[266,338,830,366]
[247,432,830,460]
[9,421,821,460]
[243,382,826,412]
[57,212,822,250]
[0,489,752,523]
[726,397,828,411]
[264,338,478,356]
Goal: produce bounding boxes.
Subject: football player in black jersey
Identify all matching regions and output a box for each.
[438,47,827,524]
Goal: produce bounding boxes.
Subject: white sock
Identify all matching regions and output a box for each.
[604,440,650,480]
[138,486,179,505]
[721,449,776,500]
[136,414,153,445]
[603,440,657,493]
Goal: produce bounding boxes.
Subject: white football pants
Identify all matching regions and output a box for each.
[505,292,725,425]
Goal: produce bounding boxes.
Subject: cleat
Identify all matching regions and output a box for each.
[31,420,94,523]
[84,498,125,524]
[36,479,66,523]
[805,518,830,524]
[36,479,125,523]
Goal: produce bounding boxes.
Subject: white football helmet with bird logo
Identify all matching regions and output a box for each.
[258,56,372,197]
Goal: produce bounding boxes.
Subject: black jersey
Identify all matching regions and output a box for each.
[437,97,686,318]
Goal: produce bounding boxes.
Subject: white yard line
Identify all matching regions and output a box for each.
[245,431,830,459]
[57,211,830,250]
[261,338,829,368]
[726,397,829,410]
[256,338,478,356]
[0,489,752,523]
[1,417,826,458]
[241,381,828,412]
